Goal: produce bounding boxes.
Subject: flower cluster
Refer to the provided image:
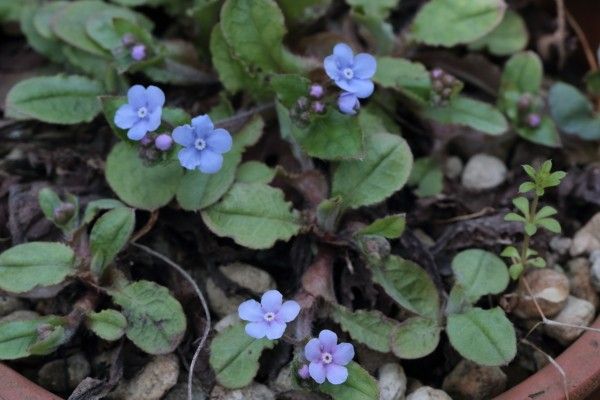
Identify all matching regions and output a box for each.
[324,43,377,115]
[238,290,355,385]
[517,93,542,129]
[114,85,232,174]
[430,68,462,106]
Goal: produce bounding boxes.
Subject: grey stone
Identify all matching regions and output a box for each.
[461,154,507,190]
[544,296,595,345]
[38,353,91,392]
[210,383,275,400]
[444,156,463,179]
[442,360,506,400]
[378,363,407,400]
[110,354,179,400]
[571,213,600,256]
[0,296,25,316]
[406,386,452,400]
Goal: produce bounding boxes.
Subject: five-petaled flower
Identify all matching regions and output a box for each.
[172,115,232,174]
[238,290,300,340]
[114,85,164,141]
[324,43,376,99]
[304,329,354,385]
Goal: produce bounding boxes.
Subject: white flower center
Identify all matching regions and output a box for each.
[321,352,333,364]
[137,107,148,118]
[342,67,354,80]
[263,312,276,322]
[194,138,207,151]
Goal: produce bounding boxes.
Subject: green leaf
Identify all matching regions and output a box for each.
[320,362,379,400]
[331,305,396,353]
[0,242,75,294]
[176,151,241,211]
[100,96,128,140]
[536,217,561,233]
[549,82,600,140]
[451,249,509,303]
[6,75,103,124]
[220,0,304,73]
[391,316,440,359]
[373,57,431,104]
[423,96,508,135]
[407,157,444,197]
[38,188,79,232]
[210,24,254,94]
[500,51,543,95]
[446,307,516,366]
[509,263,524,279]
[411,0,506,47]
[535,205,557,219]
[105,142,184,211]
[86,309,127,341]
[370,255,439,320]
[231,115,266,153]
[515,116,561,148]
[351,11,395,55]
[0,317,63,360]
[512,196,529,217]
[20,5,66,64]
[332,133,413,209]
[271,74,311,108]
[291,108,364,160]
[236,161,276,184]
[110,280,187,354]
[51,0,112,56]
[469,10,528,56]
[28,324,68,356]
[346,0,399,18]
[357,214,406,239]
[202,183,301,249]
[83,198,126,225]
[90,207,135,277]
[277,0,332,25]
[209,322,275,389]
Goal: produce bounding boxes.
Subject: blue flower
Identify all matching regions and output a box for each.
[114,85,164,141]
[238,289,301,340]
[338,92,360,115]
[324,43,377,99]
[172,115,232,174]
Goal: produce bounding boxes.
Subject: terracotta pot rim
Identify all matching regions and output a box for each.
[494,315,600,400]
[1,316,600,400]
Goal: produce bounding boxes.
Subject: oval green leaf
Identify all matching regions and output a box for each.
[0,242,75,294]
[451,249,509,302]
[86,309,127,341]
[90,207,135,277]
[391,316,440,359]
[447,307,517,366]
[105,142,183,211]
[332,305,396,353]
[320,362,379,400]
[209,322,275,389]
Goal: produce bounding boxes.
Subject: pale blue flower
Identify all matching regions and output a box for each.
[324,43,376,98]
[172,115,232,174]
[131,44,146,61]
[154,134,172,151]
[304,330,354,385]
[114,85,164,141]
[238,290,301,340]
[338,92,360,115]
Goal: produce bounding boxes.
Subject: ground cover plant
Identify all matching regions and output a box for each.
[1,0,600,399]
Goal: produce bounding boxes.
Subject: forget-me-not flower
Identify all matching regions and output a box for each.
[114,85,164,141]
[131,44,146,61]
[337,92,360,115]
[304,329,354,385]
[324,43,377,99]
[172,115,232,174]
[238,290,301,340]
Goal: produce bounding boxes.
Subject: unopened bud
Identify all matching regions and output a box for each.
[53,203,75,224]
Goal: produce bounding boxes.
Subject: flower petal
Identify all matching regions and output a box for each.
[261,290,283,313]
[245,321,268,339]
[304,338,322,362]
[337,79,374,98]
[332,342,354,365]
[172,125,195,147]
[324,55,340,80]
[353,53,377,79]
[206,128,232,154]
[333,43,354,65]
[127,85,146,109]
[265,321,286,340]
[145,85,165,110]
[238,299,264,322]
[318,330,338,353]
[277,300,300,323]
[338,92,360,115]
[309,362,326,384]
[146,108,162,132]
[325,364,348,385]
[127,121,148,140]
[191,114,214,136]
[197,150,223,174]
[178,147,202,170]
[114,104,138,129]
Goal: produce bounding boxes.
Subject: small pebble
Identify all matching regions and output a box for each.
[444,156,463,179]
[442,360,506,400]
[550,236,572,256]
[571,213,600,256]
[461,154,507,191]
[544,296,595,345]
[406,386,452,400]
[378,363,407,400]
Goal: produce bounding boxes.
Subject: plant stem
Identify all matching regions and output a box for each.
[519,192,539,267]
